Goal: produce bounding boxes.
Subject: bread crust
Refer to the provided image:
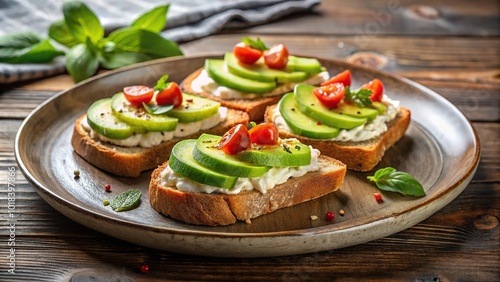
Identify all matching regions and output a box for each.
[264,106,411,171]
[149,156,346,226]
[71,109,249,177]
[181,68,292,121]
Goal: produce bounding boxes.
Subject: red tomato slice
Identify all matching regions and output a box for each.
[321,70,352,86]
[233,42,263,65]
[248,123,279,145]
[313,83,346,109]
[123,86,154,106]
[218,124,251,155]
[156,82,183,107]
[264,44,289,69]
[361,79,384,102]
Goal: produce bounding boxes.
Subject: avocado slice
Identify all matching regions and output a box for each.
[294,84,367,129]
[279,93,340,139]
[236,140,311,167]
[225,52,308,83]
[111,93,178,132]
[205,59,276,93]
[193,134,270,178]
[333,102,379,121]
[169,139,238,189]
[286,56,323,73]
[167,93,221,123]
[86,98,145,140]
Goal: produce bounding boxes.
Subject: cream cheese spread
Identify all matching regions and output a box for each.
[191,69,329,100]
[160,145,322,195]
[272,95,400,142]
[82,107,228,148]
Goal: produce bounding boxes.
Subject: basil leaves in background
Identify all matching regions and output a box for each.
[0,1,182,82]
[367,167,426,197]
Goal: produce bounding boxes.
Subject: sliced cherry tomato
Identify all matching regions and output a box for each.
[361,78,384,102]
[123,86,154,106]
[218,124,251,155]
[321,70,352,86]
[156,82,183,107]
[313,83,346,109]
[248,123,279,145]
[264,44,289,69]
[233,42,263,65]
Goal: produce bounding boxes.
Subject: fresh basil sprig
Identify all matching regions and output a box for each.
[344,87,373,107]
[142,74,176,115]
[0,1,182,83]
[241,37,267,51]
[367,167,426,197]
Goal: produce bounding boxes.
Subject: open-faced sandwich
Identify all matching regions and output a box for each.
[265,70,411,171]
[181,37,329,121]
[71,75,249,177]
[149,123,346,226]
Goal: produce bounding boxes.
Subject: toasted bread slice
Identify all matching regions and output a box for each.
[149,155,346,226]
[265,106,411,171]
[71,109,249,177]
[181,68,323,122]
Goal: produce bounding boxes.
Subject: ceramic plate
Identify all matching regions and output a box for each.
[15,55,480,258]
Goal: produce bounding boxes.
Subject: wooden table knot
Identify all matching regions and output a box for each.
[473,214,499,230]
[409,5,440,20]
[345,52,389,69]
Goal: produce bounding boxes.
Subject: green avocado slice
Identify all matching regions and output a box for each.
[86,98,145,139]
[169,139,238,189]
[193,134,270,178]
[236,140,311,167]
[278,93,340,139]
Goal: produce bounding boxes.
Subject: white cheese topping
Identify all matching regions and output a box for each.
[82,107,227,148]
[191,69,329,100]
[160,146,322,195]
[272,95,400,142]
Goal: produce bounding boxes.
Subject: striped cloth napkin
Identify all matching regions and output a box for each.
[0,0,320,84]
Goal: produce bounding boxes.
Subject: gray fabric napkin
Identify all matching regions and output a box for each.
[0,0,320,84]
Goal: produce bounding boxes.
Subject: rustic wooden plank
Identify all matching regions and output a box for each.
[243,0,500,36]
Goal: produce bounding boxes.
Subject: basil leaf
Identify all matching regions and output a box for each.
[100,52,157,69]
[65,43,99,82]
[110,189,142,212]
[0,32,64,63]
[241,37,267,51]
[143,102,174,115]
[63,1,104,44]
[367,167,426,197]
[345,87,373,107]
[131,4,170,33]
[108,27,183,58]
[154,74,170,91]
[48,20,79,48]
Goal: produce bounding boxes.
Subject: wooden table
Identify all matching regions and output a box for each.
[1,1,498,280]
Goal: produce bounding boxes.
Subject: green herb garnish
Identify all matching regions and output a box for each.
[110,189,142,212]
[344,87,373,107]
[367,167,426,197]
[0,1,182,82]
[241,37,267,51]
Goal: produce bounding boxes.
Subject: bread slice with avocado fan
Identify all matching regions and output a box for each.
[71,108,249,177]
[148,155,346,226]
[265,105,411,171]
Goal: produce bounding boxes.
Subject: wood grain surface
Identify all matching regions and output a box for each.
[0,0,499,281]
